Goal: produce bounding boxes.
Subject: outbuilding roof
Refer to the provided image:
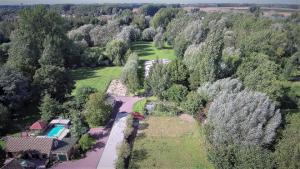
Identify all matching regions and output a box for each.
[50,119,70,125]
[30,121,47,130]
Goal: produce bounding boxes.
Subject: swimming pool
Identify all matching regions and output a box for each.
[47,125,65,137]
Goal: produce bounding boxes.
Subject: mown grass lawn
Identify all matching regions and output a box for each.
[71,66,122,95]
[130,116,213,169]
[133,99,147,114]
[131,41,176,61]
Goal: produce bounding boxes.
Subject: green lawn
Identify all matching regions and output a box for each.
[133,99,147,114]
[71,66,122,95]
[130,116,213,169]
[131,41,176,61]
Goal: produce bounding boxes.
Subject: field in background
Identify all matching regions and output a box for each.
[130,116,213,169]
[71,66,122,95]
[131,41,176,61]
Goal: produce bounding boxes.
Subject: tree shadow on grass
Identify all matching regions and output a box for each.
[71,67,105,81]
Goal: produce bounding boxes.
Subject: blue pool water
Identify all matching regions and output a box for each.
[47,125,64,137]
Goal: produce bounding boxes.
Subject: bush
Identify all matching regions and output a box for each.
[181,91,203,115]
[85,92,112,127]
[79,134,96,152]
[154,101,181,116]
[124,115,134,140]
[116,141,131,169]
[164,84,188,103]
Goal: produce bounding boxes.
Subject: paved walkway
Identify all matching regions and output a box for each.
[97,96,142,169]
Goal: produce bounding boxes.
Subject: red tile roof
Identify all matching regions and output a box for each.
[30,121,47,130]
[6,137,54,155]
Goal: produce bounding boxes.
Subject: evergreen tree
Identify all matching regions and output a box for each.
[70,109,87,138]
[39,94,61,122]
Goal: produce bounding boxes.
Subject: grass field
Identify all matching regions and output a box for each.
[71,66,122,95]
[130,116,213,169]
[131,41,176,61]
[133,99,147,114]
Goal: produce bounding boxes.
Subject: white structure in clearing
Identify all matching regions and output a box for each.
[144,59,170,78]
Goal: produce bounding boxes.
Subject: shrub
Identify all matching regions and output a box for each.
[116,141,130,169]
[79,134,96,152]
[164,84,188,103]
[181,91,203,115]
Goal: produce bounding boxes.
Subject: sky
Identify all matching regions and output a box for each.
[0,0,299,5]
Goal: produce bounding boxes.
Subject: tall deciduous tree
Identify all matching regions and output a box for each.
[33,65,73,100]
[105,40,128,66]
[145,62,170,99]
[0,103,9,135]
[85,92,112,127]
[121,53,140,93]
[207,90,281,146]
[0,67,31,111]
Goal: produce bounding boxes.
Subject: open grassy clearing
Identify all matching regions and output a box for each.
[130,116,213,169]
[71,66,122,95]
[131,41,176,61]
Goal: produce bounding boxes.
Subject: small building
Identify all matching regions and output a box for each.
[51,138,78,161]
[29,121,47,135]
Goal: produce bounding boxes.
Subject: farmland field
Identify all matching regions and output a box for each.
[130,116,213,169]
[71,66,122,95]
